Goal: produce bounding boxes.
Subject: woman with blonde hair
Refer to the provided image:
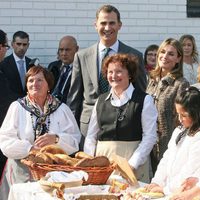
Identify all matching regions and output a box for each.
[179,34,199,84]
[146,38,189,174]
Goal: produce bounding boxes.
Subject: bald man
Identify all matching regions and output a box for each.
[48,35,79,102]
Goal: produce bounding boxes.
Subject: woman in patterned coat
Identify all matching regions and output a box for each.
[146,38,189,174]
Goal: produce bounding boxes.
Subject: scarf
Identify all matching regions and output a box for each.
[18,94,61,140]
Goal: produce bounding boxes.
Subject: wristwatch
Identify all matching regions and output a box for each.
[55,135,59,143]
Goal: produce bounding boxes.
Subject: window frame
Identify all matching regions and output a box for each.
[187,0,200,18]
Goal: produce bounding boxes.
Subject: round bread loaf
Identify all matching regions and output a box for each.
[75,156,110,167]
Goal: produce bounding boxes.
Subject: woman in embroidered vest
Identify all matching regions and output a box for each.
[0,65,81,197]
[179,34,199,85]
[84,53,157,183]
[145,86,200,197]
[146,38,189,175]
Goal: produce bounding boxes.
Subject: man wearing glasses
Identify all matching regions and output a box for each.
[48,35,79,103]
[0,29,11,183]
[0,31,31,182]
[0,29,10,62]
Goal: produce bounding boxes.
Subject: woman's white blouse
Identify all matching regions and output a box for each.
[0,101,81,159]
[84,84,158,169]
[183,62,199,85]
[152,127,200,195]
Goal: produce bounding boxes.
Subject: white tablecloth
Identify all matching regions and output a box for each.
[8,181,168,200]
[8,182,56,200]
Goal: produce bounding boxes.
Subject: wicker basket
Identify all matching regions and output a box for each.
[21,159,114,185]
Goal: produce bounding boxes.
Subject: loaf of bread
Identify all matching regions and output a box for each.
[33,152,54,164]
[75,151,93,159]
[53,154,79,166]
[75,156,110,167]
[40,144,67,155]
[133,187,164,198]
[26,147,110,168]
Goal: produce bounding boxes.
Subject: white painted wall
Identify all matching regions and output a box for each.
[1,0,200,66]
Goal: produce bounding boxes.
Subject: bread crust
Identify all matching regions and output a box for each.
[40,144,67,155]
[75,151,93,159]
[75,156,110,167]
[53,154,79,166]
[134,187,164,198]
[33,152,54,164]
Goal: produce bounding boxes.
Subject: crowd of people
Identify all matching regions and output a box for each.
[0,4,200,199]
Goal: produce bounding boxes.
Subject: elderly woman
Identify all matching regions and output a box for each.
[0,65,81,196]
[84,53,157,183]
[146,38,189,174]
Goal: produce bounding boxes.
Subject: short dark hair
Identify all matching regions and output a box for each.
[102,53,139,83]
[25,65,54,91]
[96,5,121,23]
[144,44,159,66]
[13,31,29,42]
[175,86,200,134]
[0,29,7,45]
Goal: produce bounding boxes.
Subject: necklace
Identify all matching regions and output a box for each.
[117,102,129,121]
[30,113,50,139]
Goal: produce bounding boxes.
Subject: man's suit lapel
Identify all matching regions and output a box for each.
[9,55,24,91]
[51,60,62,84]
[25,57,31,71]
[118,41,129,53]
[85,44,99,93]
[84,42,129,94]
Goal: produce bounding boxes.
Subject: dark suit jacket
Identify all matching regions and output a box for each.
[0,54,31,177]
[67,41,147,136]
[48,60,72,103]
[0,54,31,98]
[0,54,31,125]
[0,71,19,126]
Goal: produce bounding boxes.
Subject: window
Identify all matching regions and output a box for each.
[187,0,200,17]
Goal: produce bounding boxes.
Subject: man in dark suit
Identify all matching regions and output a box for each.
[0,29,13,181]
[48,35,79,103]
[0,31,31,98]
[0,31,31,180]
[67,5,147,147]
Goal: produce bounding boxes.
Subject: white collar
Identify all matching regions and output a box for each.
[98,40,119,53]
[13,52,25,62]
[105,83,134,106]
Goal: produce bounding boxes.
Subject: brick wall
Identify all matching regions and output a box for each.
[1,0,200,66]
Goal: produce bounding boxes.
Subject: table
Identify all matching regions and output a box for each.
[8,181,168,200]
[8,182,54,200]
